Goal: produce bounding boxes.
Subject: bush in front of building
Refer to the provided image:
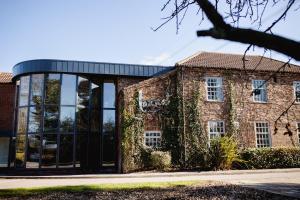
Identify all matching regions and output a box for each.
[236,147,300,169]
[150,151,172,170]
[208,136,241,170]
[140,147,154,168]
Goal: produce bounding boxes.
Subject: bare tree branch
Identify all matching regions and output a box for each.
[195,0,300,61]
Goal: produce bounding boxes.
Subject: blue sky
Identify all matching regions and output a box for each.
[0,0,299,72]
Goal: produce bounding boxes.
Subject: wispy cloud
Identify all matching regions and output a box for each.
[140,52,170,65]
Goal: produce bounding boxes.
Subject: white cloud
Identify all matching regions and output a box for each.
[140,52,170,65]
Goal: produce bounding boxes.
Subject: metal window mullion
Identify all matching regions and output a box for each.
[86,80,92,168]
[56,73,62,168]
[73,75,78,168]
[100,81,104,168]
[39,74,46,168]
[24,75,32,168]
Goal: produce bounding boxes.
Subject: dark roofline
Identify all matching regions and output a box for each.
[12,59,174,81]
[176,51,300,73]
[177,51,300,66]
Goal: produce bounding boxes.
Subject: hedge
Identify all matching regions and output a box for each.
[236,147,300,169]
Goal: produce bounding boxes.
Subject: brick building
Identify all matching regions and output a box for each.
[124,52,300,148]
[0,52,300,172]
[0,73,15,167]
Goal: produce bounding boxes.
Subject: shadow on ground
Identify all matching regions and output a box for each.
[1,184,298,200]
[241,182,300,199]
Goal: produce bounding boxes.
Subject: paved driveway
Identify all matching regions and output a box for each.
[0,168,299,198]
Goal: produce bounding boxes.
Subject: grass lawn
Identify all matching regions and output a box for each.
[0,180,202,198]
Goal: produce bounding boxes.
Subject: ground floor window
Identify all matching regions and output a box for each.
[0,137,10,167]
[255,122,271,148]
[208,121,225,141]
[144,131,161,148]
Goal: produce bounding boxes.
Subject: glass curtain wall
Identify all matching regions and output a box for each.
[14,73,116,170]
[102,82,116,167]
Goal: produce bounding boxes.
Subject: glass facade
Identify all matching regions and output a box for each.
[14,73,116,170]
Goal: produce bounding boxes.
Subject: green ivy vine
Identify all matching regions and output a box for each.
[121,91,145,172]
[184,81,209,168]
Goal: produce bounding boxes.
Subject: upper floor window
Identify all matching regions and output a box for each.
[206,77,223,101]
[252,80,267,103]
[294,81,300,103]
[208,121,225,141]
[144,131,161,148]
[255,122,271,148]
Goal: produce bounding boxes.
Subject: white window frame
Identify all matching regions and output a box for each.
[205,77,224,102]
[293,81,300,103]
[297,122,300,144]
[208,120,225,142]
[252,80,267,103]
[144,131,162,148]
[255,122,271,148]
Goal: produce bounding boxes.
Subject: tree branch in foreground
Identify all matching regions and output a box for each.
[197,27,300,61]
[195,0,300,61]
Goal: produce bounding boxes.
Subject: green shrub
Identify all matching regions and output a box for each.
[208,136,241,170]
[150,151,172,170]
[237,147,300,169]
[140,147,153,168]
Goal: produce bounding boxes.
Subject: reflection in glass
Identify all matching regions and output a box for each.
[44,106,59,133]
[75,134,88,168]
[45,74,60,105]
[30,74,44,106]
[15,135,26,168]
[77,77,90,107]
[28,106,42,133]
[60,106,75,132]
[26,134,40,168]
[76,106,89,132]
[19,76,30,106]
[77,77,90,132]
[9,138,16,168]
[41,134,57,168]
[61,74,76,105]
[16,107,27,167]
[103,110,115,134]
[91,83,100,109]
[16,107,28,168]
[17,107,28,134]
[15,74,118,170]
[0,138,9,167]
[102,110,115,166]
[90,108,100,133]
[103,82,115,108]
[59,135,73,167]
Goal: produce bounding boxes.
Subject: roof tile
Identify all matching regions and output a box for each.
[0,72,13,83]
[177,52,300,73]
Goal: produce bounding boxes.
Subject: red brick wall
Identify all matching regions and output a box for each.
[0,83,15,132]
[120,66,300,148]
[121,70,177,131]
[181,67,300,148]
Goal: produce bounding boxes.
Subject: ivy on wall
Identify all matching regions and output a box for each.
[121,91,145,173]
[160,92,181,166]
[121,68,241,172]
[227,79,238,137]
[184,81,209,168]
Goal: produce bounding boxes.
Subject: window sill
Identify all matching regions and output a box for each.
[252,101,268,104]
[205,100,224,103]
